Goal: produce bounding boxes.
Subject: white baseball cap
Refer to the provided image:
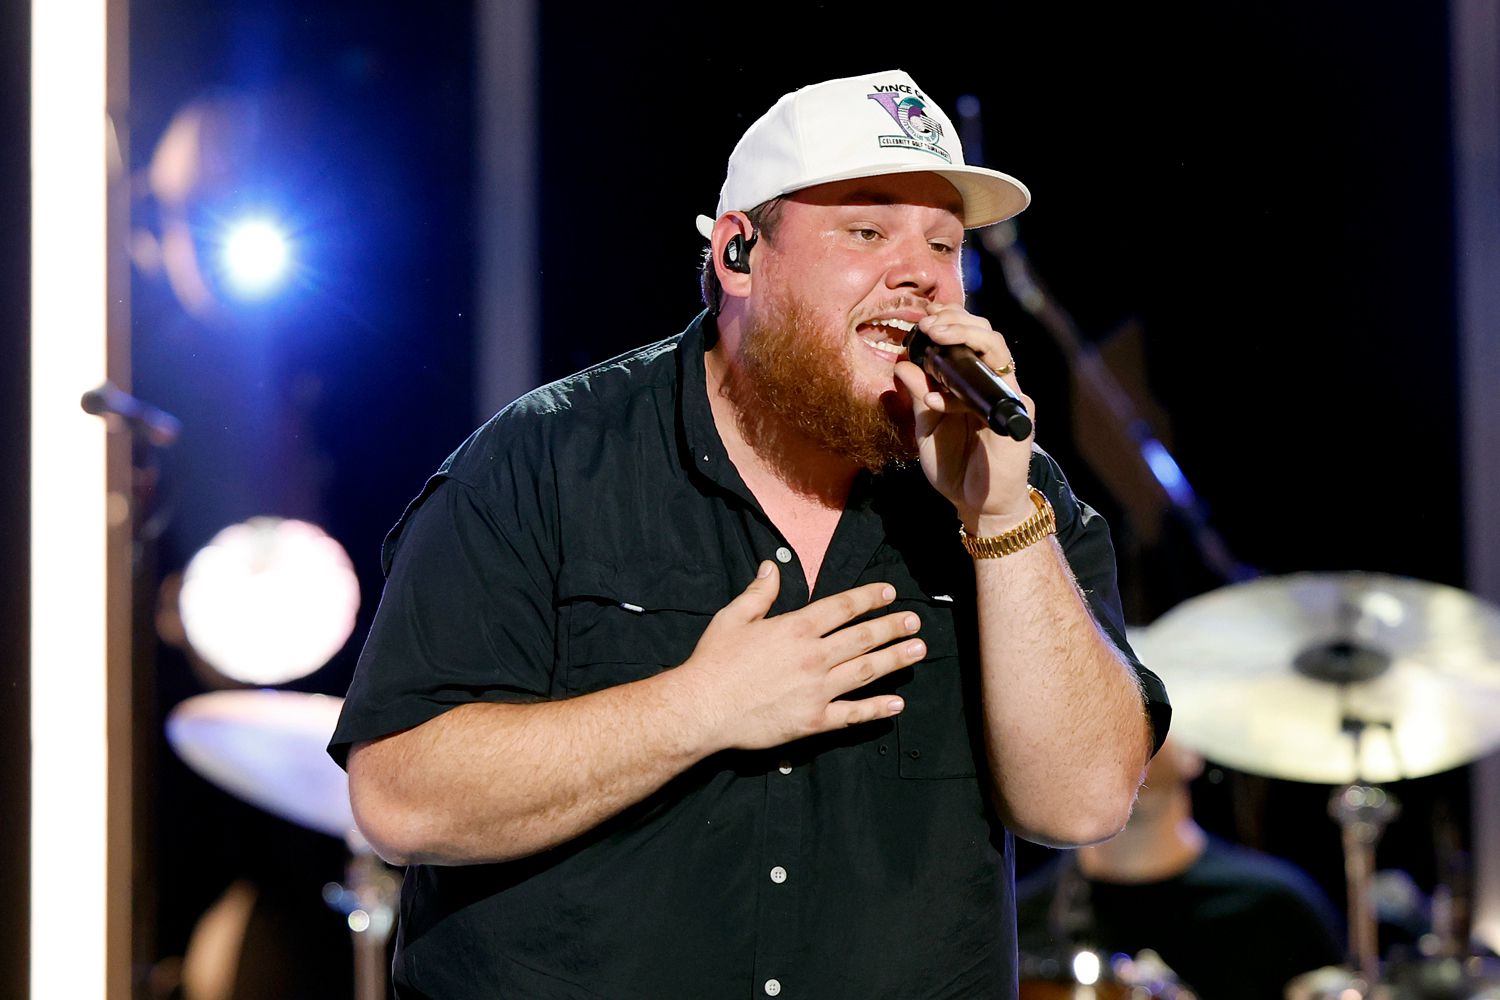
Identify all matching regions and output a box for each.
[695,69,1030,239]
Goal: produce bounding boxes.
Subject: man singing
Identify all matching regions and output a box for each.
[331,68,1170,999]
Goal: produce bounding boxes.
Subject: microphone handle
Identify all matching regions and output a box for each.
[905,330,1032,442]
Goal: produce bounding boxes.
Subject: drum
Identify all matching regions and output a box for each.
[1286,957,1500,1000]
[1379,955,1500,1000]
[1020,981,1147,1000]
[1019,950,1190,999]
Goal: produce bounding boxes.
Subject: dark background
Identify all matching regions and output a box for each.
[0,2,1468,996]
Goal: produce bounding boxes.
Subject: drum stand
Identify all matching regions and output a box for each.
[323,834,400,1000]
[1330,779,1400,990]
[1298,725,1500,1000]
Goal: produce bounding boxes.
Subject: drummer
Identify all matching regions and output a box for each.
[1016,737,1345,999]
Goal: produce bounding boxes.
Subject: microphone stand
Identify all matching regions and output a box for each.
[980,220,1255,586]
[955,96,1255,589]
[79,382,179,994]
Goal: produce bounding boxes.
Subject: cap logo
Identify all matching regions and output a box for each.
[866,85,952,163]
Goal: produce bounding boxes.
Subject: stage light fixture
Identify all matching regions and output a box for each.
[222,218,291,299]
[178,517,360,685]
[133,93,320,317]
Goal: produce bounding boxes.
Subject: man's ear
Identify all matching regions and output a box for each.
[709,212,756,303]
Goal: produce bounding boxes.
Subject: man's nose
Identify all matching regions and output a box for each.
[883,240,942,297]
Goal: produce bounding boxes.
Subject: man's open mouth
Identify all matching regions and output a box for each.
[858,318,915,357]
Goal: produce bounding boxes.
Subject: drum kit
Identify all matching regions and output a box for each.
[166,688,398,1000]
[167,572,1500,1000]
[1024,571,1500,1000]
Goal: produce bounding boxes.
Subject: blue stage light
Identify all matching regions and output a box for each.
[221,218,290,298]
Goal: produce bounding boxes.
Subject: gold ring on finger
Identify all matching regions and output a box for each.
[992,357,1015,377]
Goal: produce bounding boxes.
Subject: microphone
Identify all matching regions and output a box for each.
[903,329,1032,442]
[80,381,182,446]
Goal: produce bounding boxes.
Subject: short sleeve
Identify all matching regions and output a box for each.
[328,470,557,769]
[1032,449,1172,756]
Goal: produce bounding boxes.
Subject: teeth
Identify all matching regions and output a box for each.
[859,318,915,357]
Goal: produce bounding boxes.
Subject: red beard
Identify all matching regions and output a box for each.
[727,293,917,474]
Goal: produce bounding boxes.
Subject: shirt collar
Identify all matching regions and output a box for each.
[676,310,756,504]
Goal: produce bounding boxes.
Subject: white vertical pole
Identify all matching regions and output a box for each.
[30,0,112,995]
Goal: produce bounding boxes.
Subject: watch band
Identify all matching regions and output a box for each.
[958,487,1057,559]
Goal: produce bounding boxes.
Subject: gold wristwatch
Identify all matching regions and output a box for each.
[958,487,1057,559]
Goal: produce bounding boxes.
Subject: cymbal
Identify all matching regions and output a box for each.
[1131,572,1500,784]
[167,689,354,839]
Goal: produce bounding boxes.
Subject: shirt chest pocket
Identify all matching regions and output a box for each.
[555,561,728,696]
[887,587,981,780]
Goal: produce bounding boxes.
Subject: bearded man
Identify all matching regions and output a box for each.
[331,69,1170,1000]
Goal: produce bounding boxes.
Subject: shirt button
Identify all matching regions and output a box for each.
[774,546,792,564]
[778,760,792,775]
[769,866,788,884]
[764,979,782,996]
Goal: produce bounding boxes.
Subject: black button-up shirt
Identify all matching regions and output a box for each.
[331,313,1169,1000]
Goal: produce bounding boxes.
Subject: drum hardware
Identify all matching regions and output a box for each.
[167,689,394,1000]
[322,838,401,1000]
[1332,775,1401,987]
[1019,947,1195,999]
[1132,573,1500,996]
[1287,955,1500,1000]
[1379,954,1500,1000]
